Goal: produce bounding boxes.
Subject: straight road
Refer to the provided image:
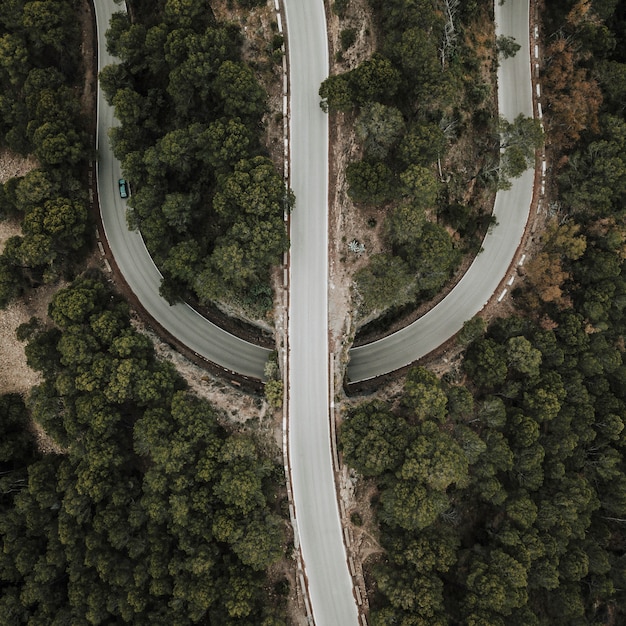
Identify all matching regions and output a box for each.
[93,0,270,379]
[347,0,534,382]
[284,0,360,623]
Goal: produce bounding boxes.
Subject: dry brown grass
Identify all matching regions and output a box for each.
[0,149,43,398]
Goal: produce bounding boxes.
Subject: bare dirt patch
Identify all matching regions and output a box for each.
[28,419,67,455]
[324,0,379,369]
[0,148,38,184]
[0,284,57,397]
[0,150,43,398]
[137,313,272,424]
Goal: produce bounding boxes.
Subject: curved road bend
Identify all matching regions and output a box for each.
[348,0,534,383]
[284,0,360,624]
[93,0,270,379]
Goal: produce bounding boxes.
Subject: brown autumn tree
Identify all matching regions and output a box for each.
[522,220,587,310]
[542,36,602,150]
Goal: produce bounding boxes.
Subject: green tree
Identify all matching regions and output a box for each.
[349,54,401,104]
[355,102,405,159]
[399,164,439,207]
[201,117,253,171]
[497,35,521,58]
[380,480,449,531]
[464,550,528,617]
[340,400,409,476]
[15,169,58,212]
[354,253,415,314]
[213,60,266,122]
[402,367,448,422]
[264,379,283,409]
[395,26,441,91]
[400,421,469,491]
[386,201,426,246]
[398,122,446,167]
[22,1,77,56]
[464,338,509,389]
[457,316,487,347]
[0,255,25,307]
[319,73,353,112]
[346,159,396,205]
[31,121,85,166]
[0,33,29,87]
[506,336,542,377]
[560,115,626,216]
[161,191,198,233]
[410,223,458,293]
[498,114,544,186]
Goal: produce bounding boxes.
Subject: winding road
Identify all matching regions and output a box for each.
[94,0,534,624]
[348,0,534,382]
[93,0,270,380]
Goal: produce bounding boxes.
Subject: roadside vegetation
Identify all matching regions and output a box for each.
[322,0,541,330]
[0,272,289,624]
[0,0,91,307]
[100,0,289,321]
[342,0,626,623]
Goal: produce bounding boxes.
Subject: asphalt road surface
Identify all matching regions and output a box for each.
[284,0,360,623]
[93,0,270,380]
[347,0,534,383]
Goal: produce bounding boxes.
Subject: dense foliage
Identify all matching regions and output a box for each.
[100,0,289,317]
[344,300,626,624]
[321,0,533,320]
[0,273,288,624]
[0,0,91,306]
[342,1,626,623]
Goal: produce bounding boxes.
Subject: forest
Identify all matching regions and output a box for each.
[3,0,626,623]
[321,0,542,328]
[0,0,92,308]
[340,0,626,623]
[0,1,290,623]
[100,0,289,318]
[0,272,288,624]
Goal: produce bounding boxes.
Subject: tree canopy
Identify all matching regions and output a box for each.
[322,0,506,328]
[1,273,288,623]
[101,3,289,318]
[0,0,91,307]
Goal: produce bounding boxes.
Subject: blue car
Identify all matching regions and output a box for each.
[118,178,129,199]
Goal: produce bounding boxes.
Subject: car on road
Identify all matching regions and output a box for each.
[118,178,129,199]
